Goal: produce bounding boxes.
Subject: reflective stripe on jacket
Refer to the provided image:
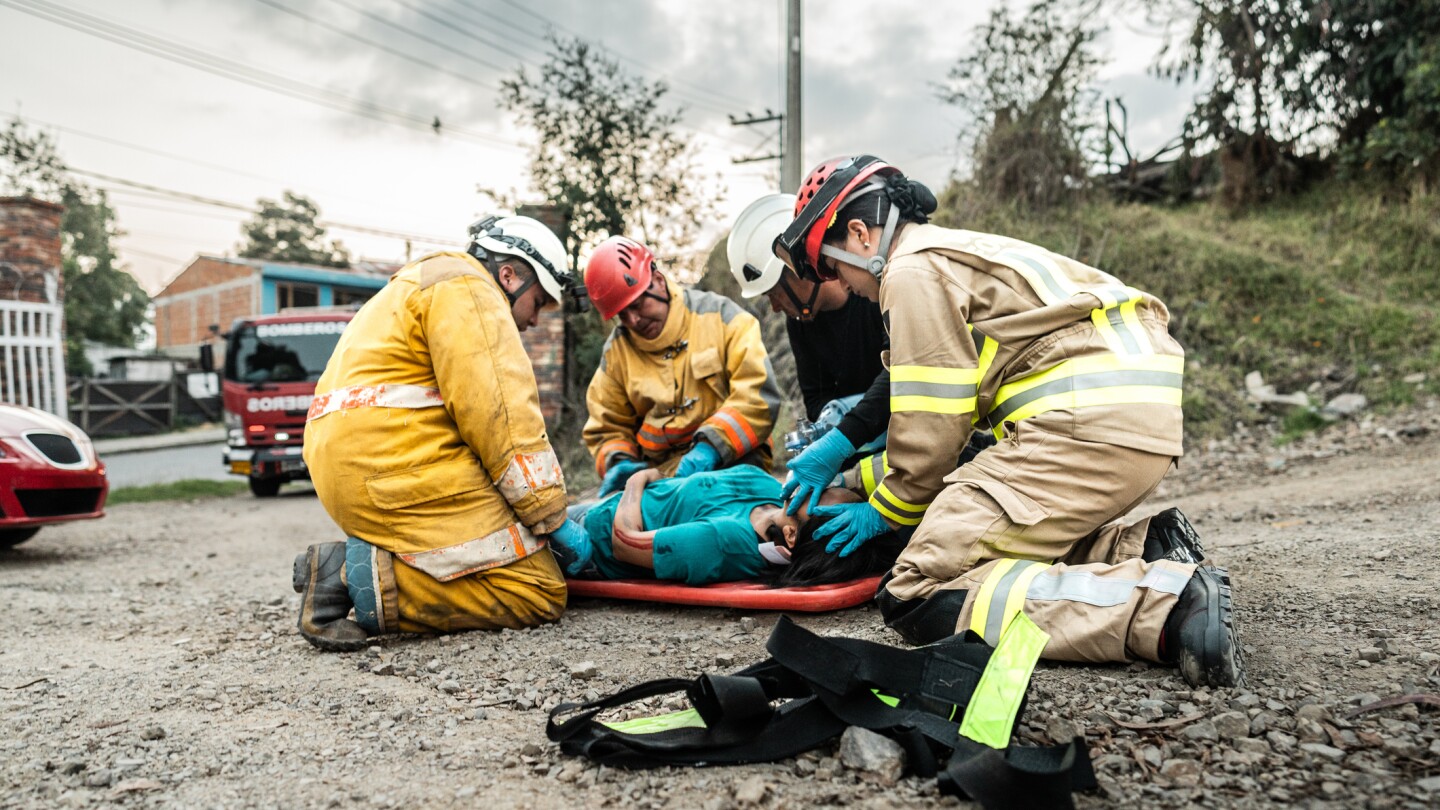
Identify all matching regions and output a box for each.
[872,225,1185,526]
[303,251,568,576]
[583,279,781,475]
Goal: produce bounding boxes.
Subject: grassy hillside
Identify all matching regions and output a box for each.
[936,181,1440,440]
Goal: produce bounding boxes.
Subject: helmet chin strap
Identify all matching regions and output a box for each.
[777,272,822,319]
[817,203,902,281]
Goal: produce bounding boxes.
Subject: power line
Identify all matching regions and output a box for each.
[70,167,464,246]
[0,0,521,150]
[322,0,515,77]
[249,0,497,93]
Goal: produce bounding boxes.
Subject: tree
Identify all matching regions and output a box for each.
[237,191,349,267]
[935,0,1104,209]
[1,118,149,375]
[497,35,723,270]
[1146,0,1440,197]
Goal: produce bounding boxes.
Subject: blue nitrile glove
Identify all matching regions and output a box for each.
[674,440,721,478]
[548,519,594,577]
[598,458,649,497]
[781,428,857,516]
[810,502,890,558]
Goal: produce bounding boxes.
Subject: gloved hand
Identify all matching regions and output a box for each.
[547,519,594,577]
[810,502,891,558]
[781,428,857,515]
[598,458,649,497]
[674,441,720,478]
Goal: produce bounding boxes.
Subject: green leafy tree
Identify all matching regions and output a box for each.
[1,118,149,375]
[498,35,723,269]
[237,191,350,267]
[935,0,1104,209]
[1146,0,1440,196]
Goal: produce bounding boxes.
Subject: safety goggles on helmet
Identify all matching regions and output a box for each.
[773,155,898,283]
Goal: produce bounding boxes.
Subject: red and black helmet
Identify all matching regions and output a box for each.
[773,155,899,282]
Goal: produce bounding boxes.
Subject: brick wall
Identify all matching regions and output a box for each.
[523,308,566,421]
[0,196,65,304]
[153,257,256,349]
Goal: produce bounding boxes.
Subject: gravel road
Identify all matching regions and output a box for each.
[3,404,1439,809]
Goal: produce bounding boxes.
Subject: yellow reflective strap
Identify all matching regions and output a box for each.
[999,562,1049,641]
[1090,306,1131,356]
[870,482,927,526]
[603,708,707,733]
[1001,384,1183,426]
[1116,296,1154,354]
[967,559,1018,641]
[858,451,888,497]
[959,612,1051,749]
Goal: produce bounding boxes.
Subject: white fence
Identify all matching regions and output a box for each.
[0,299,67,419]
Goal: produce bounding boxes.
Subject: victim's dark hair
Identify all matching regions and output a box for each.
[767,515,906,588]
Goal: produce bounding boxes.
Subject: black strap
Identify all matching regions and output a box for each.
[940,737,1098,810]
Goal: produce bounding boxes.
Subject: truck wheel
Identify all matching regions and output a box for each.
[0,528,41,548]
[249,477,283,498]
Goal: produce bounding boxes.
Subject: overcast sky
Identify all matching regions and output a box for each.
[0,0,1196,293]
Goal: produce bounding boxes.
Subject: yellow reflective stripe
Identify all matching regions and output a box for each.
[959,612,1051,749]
[993,561,1050,644]
[870,482,926,526]
[1088,286,1154,356]
[967,559,1018,641]
[998,250,1078,306]
[603,708,706,733]
[891,394,977,415]
[892,365,982,385]
[858,451,887,496]
[989,353,1183,426]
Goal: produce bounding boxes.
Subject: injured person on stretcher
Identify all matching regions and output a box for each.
[549,465,903,588]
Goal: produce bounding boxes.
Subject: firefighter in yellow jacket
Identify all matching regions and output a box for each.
[581,236,782,500]
[292,214,590,651]
[774,156,1244,687]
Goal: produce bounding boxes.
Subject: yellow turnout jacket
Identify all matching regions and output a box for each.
[303,251,568,582]
[583,278,781,475]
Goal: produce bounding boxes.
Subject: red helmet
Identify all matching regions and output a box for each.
[585,236,656,320]
[774,155,899,282]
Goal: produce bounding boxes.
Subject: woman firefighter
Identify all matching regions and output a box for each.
[773,155,1243,687]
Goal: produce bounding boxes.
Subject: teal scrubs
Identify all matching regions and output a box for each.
[580,466,783,585]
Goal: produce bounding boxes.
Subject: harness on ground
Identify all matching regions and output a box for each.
[547,615,1095,810]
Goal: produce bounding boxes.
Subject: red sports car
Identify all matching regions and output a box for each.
[0,404,107,548]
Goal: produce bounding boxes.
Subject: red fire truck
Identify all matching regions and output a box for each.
[204,311,353,497]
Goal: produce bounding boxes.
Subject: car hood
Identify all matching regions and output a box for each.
[0,404,91,442]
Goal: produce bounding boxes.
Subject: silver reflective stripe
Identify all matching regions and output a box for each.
[1003,252,1072,302]
[710,409,756,454]
[988,369,1183,423]
[1099,289,1143,355]
[891,380,979,399]
[1022,563,1191,607]
[984,560,1044,644]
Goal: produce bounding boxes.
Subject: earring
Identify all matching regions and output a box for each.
[863,241,871,248]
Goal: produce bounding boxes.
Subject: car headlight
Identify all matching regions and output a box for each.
[228,429,247,447]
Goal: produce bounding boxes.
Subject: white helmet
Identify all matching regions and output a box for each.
[727,193,797,298]
[468,215,587,311]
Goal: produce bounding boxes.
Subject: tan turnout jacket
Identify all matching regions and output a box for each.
[869,224,1185,527]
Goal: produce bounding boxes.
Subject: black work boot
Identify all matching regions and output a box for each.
[292,542,368,652]
[1143,508,1207,565]
[1160,565,1244,687]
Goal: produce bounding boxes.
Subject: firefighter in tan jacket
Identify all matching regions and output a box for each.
[774,156,1243,687]
[580,236,782,499]
[292,215,590,652]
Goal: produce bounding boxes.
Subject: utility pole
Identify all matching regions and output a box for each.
[782,0,802,193]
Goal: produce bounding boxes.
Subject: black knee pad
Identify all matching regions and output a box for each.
[878,570,971,646]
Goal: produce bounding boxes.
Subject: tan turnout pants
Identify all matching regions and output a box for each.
[879,414,1196,663]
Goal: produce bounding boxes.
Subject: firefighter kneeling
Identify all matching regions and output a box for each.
[292,214,588,651]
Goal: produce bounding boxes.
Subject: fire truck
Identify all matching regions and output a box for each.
[202,310,353,497]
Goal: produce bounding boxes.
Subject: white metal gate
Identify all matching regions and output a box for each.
[0,299,67,419]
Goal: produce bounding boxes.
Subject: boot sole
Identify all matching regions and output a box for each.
[1158,508,1208,565]
[1181,565,1245,688]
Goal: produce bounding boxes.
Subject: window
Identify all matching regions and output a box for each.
[275,282,319,311]
[333,287,375,307]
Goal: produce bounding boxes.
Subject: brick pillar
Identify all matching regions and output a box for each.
[0,196,65,303]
